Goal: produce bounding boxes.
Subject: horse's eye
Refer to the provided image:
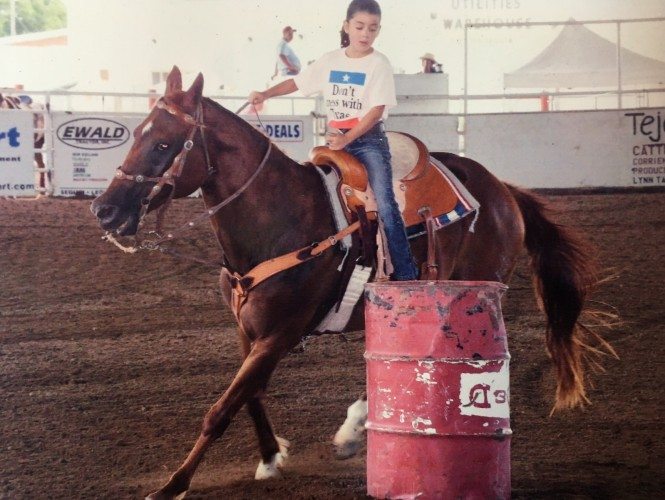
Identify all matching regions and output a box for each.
[156,143,169,151]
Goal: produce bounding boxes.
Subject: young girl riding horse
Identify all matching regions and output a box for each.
[250,0,418,280]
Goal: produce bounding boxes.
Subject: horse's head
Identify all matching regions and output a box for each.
[91,66,212,236]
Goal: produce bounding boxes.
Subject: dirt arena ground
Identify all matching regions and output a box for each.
[1,190,663,499]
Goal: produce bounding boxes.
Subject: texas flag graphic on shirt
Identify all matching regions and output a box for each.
[327,70,367,129]
[329,71,366,86]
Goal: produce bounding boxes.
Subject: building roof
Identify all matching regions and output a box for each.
[0,29,68,47]
[504,21,665,88]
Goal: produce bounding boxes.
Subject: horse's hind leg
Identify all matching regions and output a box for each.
[333,393,368,459]
[146,337,285,500]
[431,219,470,279]
[237,332,290,479]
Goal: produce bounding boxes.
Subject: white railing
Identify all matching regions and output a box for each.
[395,87,665,115]
[5,83,663,116]
[0,88,321,115]
[2,85,664,197]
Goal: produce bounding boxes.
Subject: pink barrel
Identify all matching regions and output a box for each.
[365,281,511,500]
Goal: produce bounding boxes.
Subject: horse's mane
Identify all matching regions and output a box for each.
[203,97,264,137]
[202,96,298,165]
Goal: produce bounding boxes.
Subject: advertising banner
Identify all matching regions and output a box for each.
[51,112,144,196]
[242,116,314,162]
[625,109,665,187]
[46,108,665,193]
[51,112,316,197]
[0,110,36,197]
[465,108,665,188]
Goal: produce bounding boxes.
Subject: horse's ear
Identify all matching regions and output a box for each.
[165,66,182,95]
[184,73,204,107]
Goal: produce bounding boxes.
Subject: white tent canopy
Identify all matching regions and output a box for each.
[504,21,665,89]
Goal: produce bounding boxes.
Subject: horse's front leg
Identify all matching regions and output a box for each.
[146,337,285,500]
[247,395,290,479]
[236,330,291,480]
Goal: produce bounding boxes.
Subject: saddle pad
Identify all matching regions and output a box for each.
[314,264,371,333]
[314,166,353,251]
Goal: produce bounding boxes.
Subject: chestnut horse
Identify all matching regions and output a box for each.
[91,67,610,499]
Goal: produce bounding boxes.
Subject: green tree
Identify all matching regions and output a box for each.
[0,0,66,37]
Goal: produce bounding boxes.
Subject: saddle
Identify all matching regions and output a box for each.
[309,132,459,228]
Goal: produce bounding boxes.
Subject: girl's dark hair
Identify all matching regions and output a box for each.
[340,0,382,48]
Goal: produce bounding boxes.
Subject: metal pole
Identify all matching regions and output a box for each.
[463,25,468,116]
[616,21,622,109]
[10,0,16,36]
[45,93,54,196]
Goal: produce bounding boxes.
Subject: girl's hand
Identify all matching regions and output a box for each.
[326,131,349,151]
[248,91,266,105]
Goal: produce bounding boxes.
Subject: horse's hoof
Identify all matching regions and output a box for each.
[255,436,290,479]
[145,474,189,500]
[145,491,187,500]
[276,436,290,457]
[334,439,362,460]
[332,397,367,459]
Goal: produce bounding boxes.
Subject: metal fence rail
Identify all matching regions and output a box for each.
[2,84,665,197]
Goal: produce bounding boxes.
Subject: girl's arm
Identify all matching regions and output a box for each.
[327,105,384,151]
[249,79,298,105]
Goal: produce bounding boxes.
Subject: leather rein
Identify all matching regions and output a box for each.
[103,97,361,320]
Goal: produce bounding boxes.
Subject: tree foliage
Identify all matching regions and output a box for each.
[0,0,66,37]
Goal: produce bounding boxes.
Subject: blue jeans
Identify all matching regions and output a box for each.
[343,123,418,280]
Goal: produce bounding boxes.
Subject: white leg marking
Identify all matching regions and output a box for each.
[333,398,368,458]
[254,436,290,480]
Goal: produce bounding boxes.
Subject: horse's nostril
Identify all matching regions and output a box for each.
[94,204,119,222]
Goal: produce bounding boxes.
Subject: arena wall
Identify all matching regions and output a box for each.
[2,105,664,196]
[389,108,665,188]
[465,108,665,188]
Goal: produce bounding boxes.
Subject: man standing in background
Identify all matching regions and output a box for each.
[273,26,301,80]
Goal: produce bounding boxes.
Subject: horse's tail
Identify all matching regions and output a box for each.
[506,183,617,411]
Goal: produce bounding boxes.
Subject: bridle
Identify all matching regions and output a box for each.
[113,98,214,228]
[106,97,272,253]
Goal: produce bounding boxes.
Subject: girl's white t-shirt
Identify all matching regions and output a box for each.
[294,48,397,129]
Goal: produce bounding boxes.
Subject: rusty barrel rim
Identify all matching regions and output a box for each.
[366,279,508,292]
